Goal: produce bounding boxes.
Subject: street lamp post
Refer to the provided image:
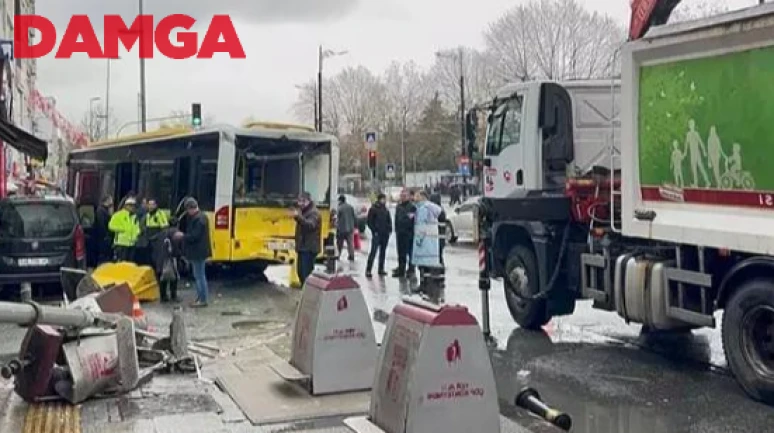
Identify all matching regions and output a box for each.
[317,46,347,133]
[105,57,114,138]
[88,96,101,141]
[139,0,147,132]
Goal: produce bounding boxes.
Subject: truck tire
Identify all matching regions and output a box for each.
[503,245,550,330]
[722,278,774,404]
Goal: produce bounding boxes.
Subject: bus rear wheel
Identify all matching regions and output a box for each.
[503,245,550,330]
[722,278,774,404]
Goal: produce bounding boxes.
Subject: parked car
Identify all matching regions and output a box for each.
[341,194,370,233]
[445,196,481,244]
[0,194,86,299]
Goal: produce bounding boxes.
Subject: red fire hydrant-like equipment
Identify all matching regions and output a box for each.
[353,229,362,251]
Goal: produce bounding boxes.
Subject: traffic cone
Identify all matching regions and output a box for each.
[353,229,361,251]
[131,296,148,329]
[289,259,302,289]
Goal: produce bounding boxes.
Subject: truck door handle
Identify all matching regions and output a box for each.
[516,170,523,185]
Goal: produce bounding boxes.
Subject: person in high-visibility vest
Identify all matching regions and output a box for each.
[109,197,140,262]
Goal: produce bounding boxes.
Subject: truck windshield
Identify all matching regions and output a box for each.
[0,202,75,239]
[486,96,523,156]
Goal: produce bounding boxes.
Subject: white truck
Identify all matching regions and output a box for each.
[476,2,774,404]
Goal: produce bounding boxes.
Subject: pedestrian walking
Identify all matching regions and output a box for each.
[366,193,392,278]
[109,196,140,262]
[392,188,416,278]
[94,195,114,266]
[335,195,356,261]
[292,192,322,286]
[412,190,443,278]
[173,198,211,308]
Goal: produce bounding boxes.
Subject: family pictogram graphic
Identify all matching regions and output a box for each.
[669,119,755,190]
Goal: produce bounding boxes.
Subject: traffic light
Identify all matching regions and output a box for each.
[191,103,202,127]
[466,110,478,157]
[368,150,377,169]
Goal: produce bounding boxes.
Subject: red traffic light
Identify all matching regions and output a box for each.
[368,151,377,168]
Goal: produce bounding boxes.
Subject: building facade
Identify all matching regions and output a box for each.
[0,0,38,181]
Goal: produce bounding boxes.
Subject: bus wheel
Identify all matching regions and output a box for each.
[503,245,550,330]
[722,278,774,404]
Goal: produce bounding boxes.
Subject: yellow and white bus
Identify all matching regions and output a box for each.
[66,122,339,271]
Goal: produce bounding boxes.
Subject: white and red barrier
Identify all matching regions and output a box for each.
[270,271,377,395]
[345,298,500,433]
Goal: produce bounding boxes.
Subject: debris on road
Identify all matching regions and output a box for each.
[0,271,214,406]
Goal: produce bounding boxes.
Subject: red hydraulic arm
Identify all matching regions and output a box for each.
[629,0,682,40]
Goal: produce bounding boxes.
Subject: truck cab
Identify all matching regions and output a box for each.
[482,80,620,199]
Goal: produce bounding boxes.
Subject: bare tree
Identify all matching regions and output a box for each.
[484,0,624,82]
[383,60,431,129]
[669,0,730,22]
[79,102,120,142]
[428,47,499,112]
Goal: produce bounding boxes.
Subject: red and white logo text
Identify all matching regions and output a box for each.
[14,14,246,59]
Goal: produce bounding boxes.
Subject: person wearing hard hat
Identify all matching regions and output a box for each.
[109,196,140,262]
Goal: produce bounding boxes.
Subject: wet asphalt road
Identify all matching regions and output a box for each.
[276,205,774,433]
[0,202,773,431]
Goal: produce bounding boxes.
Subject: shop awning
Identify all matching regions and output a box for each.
[0,119,47,161]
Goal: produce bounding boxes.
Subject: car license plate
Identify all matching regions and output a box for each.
[268,241,293,251]
[18,257,49,267]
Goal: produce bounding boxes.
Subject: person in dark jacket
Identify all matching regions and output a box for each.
[173,198,211,307]
[292,192,321,286]
[366,193,392,278]
[429,192,447,267]
[336,195,356,261]
[392,188,416,278]
[93,195,114,265]
[154,224,182,303]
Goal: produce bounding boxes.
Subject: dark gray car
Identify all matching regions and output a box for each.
[0,196,86,299]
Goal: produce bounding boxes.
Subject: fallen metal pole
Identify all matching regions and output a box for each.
[0,301,116,328]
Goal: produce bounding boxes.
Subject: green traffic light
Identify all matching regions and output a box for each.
[193,118,201,126]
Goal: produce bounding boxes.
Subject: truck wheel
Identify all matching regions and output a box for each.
[722,278,774,404]
[503,245,550,330]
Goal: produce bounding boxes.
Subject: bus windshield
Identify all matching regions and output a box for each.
[234,140,331,207]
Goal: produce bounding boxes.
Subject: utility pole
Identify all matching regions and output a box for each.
[401,110,407,185]
[317,45,323,132]
[459,46,466,162]
[139,0,147,132]
[314,82,319,131]
[105,58,112,138]
[316,46,348,133]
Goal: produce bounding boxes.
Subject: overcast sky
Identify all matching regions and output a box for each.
[34,0,755,134]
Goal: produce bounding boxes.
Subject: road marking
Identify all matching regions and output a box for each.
[23,402,80,433]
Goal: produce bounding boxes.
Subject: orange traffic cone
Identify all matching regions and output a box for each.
[131,296,147,329]
[353,229,361,251]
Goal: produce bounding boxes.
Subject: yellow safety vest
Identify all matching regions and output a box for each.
[109,209,140,247]
[145,211,169,228]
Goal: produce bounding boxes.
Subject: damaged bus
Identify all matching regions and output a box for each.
[66,122,339,271]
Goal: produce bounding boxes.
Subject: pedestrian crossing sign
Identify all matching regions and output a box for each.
[365,131,377,150]
[385,163,395,178]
